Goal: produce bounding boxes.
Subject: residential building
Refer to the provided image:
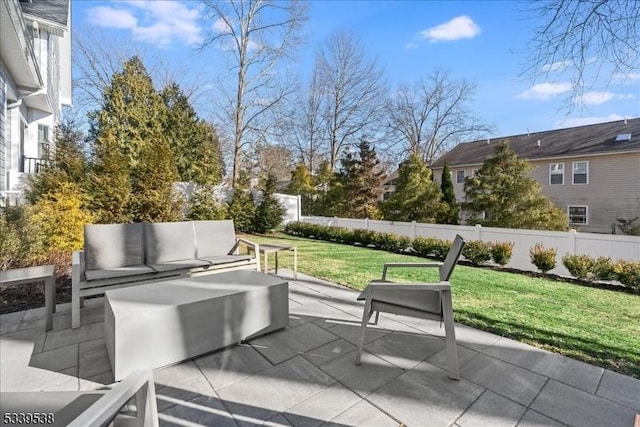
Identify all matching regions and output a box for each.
[429,118,640,233]
[0,0,72,204]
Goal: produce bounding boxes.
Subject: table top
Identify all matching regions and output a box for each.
[0,265,55,285]
[259,243,296,252]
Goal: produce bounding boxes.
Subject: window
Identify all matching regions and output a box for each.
[573,161,588,184]
[456,170,465,183]
[549,163,564,185]
[568,206,588,225]
[38,124,50,159]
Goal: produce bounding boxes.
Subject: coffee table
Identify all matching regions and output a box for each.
[104,270,289,380]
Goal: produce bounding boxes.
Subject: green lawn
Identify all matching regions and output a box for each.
[246,233,640,379]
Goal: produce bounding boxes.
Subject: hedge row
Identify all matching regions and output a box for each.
[528,242,640,291]
[283,221,513,265]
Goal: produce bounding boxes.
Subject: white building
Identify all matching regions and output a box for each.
[0,0,72,204]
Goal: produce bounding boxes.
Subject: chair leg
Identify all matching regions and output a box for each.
[355,298,373,365]
[441,290,459,380]
[373,311,380,325]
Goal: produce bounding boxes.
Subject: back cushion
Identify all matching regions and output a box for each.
[84,223,145,270]
[145,221,196,263]
[194,220,237,257]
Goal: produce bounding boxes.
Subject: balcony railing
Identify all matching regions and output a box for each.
[20,156,52,173]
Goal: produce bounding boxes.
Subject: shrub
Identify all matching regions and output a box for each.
[0,206,40,270]
[186,185,227,220]
[462,240,492,265]
[562,254,594,280]
[351,228,377,246]
[593,257,616,281]
[529,242,557,273]
[227,189,256,233]
[253,174,286,233]
[431,239,452,260]
[490,241,514,266]
[412,237,438,258]
[613,260,640,291]
[390,235,412,253]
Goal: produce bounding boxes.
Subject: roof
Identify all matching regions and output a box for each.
[431,118,640,168]
[20,0,69,26]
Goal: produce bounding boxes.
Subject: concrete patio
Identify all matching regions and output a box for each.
[1,270,638,426]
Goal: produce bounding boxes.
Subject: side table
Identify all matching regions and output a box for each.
[0,265,56,330]
[259,243,298,280]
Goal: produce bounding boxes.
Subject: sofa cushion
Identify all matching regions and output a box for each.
[145,221,196,264]
[194,220,237,257]
[85,265,155,282]
[198,254,253,266]
[84,223,145,270]
[147,259,210,272]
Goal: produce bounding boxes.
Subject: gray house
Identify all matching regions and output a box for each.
[430,118,640,233]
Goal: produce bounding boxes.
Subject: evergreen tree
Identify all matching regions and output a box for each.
[161,83,224,185]
[463,142,569,230]
[186,185,227,220]
[312,161,335,216]
[254,174,286,233]
[381,154,444,222]
[437,162,459,224]
[25,121,88,205]
[330,140,385,219]
[90,56,180,223]
[227,169,257,232]
[286,163,315,216]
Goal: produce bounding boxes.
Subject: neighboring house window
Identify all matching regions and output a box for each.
[549,163,564,185]
[573,161,588,184]
[568,206,588,225]
[456,170,465,183]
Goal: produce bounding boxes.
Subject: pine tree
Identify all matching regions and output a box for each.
[286,163,315,216]
[227,169,257,232]
[254,174,286,233]
[438,162,459,224]
[90,56,180,223]
[161,83,224,185]
[463,142,568,230]
[381,154,444,222]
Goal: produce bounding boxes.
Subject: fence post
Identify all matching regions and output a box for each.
[365,218,369,230]
[569,229,577,254]
[297,195,301,221]
[333,216,338,228]
[411,221,416,239]
[475,224,482,241]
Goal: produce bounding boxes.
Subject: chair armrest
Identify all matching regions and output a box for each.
[228,237,259,255]
[72,251,85,282]
[367,280,451,292]
[381,262,443,280]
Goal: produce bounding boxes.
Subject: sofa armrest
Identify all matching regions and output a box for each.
[229,238,260,268]
[72,251,85,283]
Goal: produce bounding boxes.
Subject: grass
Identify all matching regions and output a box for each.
[246,232,640,379]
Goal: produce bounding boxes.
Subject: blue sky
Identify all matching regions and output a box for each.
[72,0,639,138]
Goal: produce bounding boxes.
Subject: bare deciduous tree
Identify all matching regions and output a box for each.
[315,30,387,171]
[523,0,640,108]
[386,71,492,165]
[201,0,308,187]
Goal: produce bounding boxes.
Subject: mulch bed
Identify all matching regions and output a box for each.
[0,277,72,315]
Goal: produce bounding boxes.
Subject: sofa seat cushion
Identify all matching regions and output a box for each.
[198,255,253,265]
[85,265,156,282]
[147,259,211,272]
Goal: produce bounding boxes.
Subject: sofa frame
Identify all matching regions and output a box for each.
[72,220,259,329]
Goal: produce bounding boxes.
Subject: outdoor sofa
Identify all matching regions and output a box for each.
[71,220,259,328]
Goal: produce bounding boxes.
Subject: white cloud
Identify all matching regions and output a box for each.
[613,72,640,82]
[579,91,634,106]
[419,16,480,43]
[86,1,203,46]
[213,18,232,33]
[516,82,572,100]
[86,6,138,29]
[405,42,419,50]
[541,60,570,72]
[557,114,626,128]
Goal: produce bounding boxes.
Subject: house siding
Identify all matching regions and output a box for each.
[0,66,6,192]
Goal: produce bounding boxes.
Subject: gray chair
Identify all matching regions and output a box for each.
[355,235,466,380]
[0,370,158,426]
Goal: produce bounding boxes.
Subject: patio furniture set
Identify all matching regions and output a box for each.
[1,219,468,425]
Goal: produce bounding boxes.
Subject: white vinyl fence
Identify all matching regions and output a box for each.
[301,216,640,277]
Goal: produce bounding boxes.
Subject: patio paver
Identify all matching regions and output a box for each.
[1,269,638,426]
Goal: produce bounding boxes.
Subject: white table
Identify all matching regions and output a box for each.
[259,243,298,279]
[0,265,56,330]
